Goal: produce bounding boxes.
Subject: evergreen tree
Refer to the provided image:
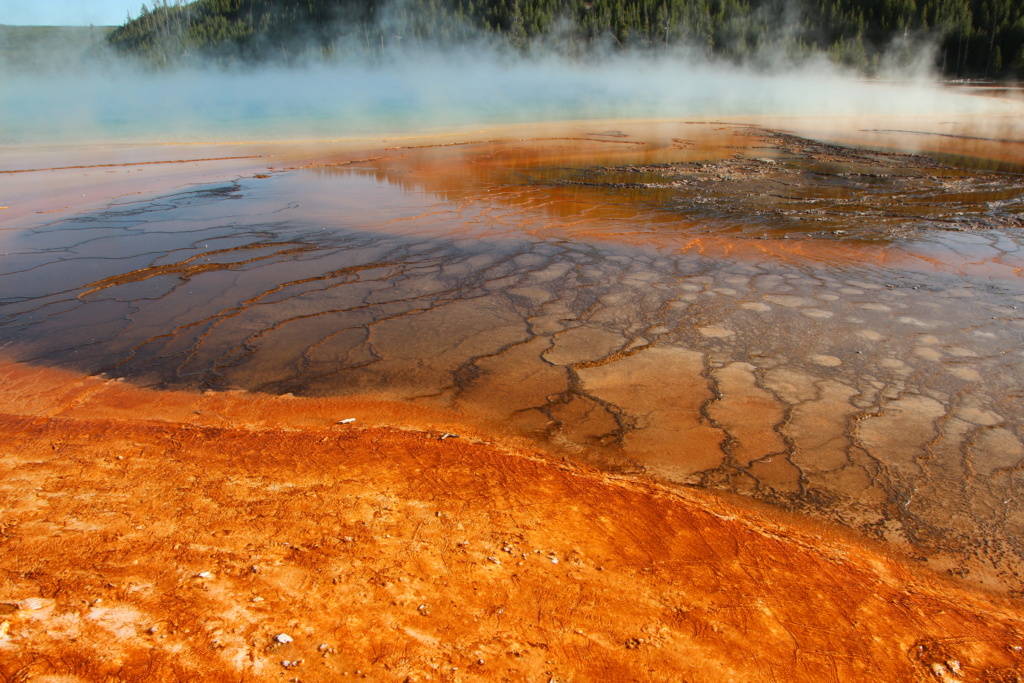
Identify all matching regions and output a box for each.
[106,0,1024,78]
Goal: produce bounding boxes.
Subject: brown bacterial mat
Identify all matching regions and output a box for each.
[2,118,1024,680]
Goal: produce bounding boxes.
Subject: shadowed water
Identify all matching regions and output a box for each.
[3,123,1024,593]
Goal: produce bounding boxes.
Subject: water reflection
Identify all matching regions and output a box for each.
[2,123,1024,593]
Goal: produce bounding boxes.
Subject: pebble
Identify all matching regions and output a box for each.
[196,571,213,579]
[275,633,294,644]
[338,418,356,424]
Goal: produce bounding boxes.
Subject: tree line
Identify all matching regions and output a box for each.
[106,0,1024,78]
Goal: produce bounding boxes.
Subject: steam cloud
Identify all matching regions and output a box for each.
[1,7,1019,146]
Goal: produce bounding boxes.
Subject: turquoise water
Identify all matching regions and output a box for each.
[2,56,1014,145]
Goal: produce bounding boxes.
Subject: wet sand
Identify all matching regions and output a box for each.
[2,113,1024,679]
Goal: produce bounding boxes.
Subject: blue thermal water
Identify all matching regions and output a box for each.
[2,57,1015,145]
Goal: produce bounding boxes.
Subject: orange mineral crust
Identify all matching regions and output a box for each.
[0,360,1023,682]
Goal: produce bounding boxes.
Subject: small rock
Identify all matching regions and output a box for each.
[196,571,213,579]
[551,557,559,565]
[21,598,49,611]
[275,633,294,644]
[338,418,356,424]
[487,557,501,565]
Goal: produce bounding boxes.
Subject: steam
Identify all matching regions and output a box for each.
[1,8,1019,146]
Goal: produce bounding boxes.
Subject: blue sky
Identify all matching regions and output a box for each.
[0,0,138,26]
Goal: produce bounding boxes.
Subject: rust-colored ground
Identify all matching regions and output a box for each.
[4,115,1024,682]
[1,359,1024,682]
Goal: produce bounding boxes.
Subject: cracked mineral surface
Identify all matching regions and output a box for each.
[3,118,1024,603]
